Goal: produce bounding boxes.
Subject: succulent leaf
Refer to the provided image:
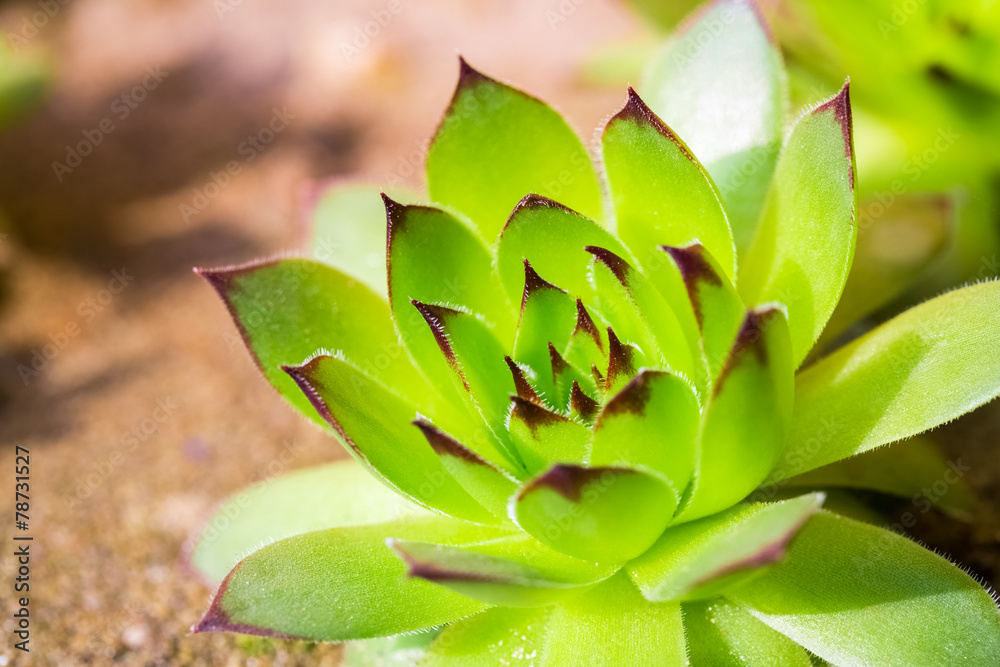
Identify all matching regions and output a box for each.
[731,511,1000,666]
[513,465,677,562]
[189,460,428,584]
[629,493,824,602]
[738,83,857,367]
[497,194,632,304]
[507,397,590,473]
[193,517,513,641]
[587,246,696,381]
[541,572,687,666]
[413,420,520,517]
[427,58,604,241]
[602,87,736,280]
[391,534,615,607]
[641,0,788,252]
[684,306,794,521]
[422,607,549,666]
[774,280,1000,480]
[196,259,429,426]
[662,243,745,384]
[386,196,515,353]
[284,355,496,522]
[683,598,813,667]
[306,183,419,296]
[589,369,700,495]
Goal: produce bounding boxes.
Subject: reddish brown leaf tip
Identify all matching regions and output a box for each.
[411,301,466,383]
[457,55,491,91]
[608,87,694,161]
[570,382,600,421]
[714,306,781,394]
[591,363,604,386]
[605,328,636,392]
[599,369,664,421]
[662,244,722,327]
[521,465,616,503]
[390,541,498,585]
[508,193,576,220]
[585,246,632,285]
[413,419,486,465]
[573,300,603,350]
[812,81,854,187]
[506,356,542,404]
[191,566,302,639]
[548,342,571,379]
[282,360,335,425]
[521,259,566,314]
[511,395,568,434]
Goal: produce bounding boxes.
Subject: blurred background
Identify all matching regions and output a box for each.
[0,0,998,664]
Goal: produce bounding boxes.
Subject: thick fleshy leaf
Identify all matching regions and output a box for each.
[410,302,520,468]
[413,420,519,518]
[514,261,579,399]
[426,58,604,240]
[739,83,857,367]
[421,607,549,666]
[602,87,736,279]
[193,516,513,641]
[587,246,695,380]
[513,465,677,562]
[189,460,427,584]
[684,307,794,521]
[284,355,495,522]
[663,244,745,384]
[629,493,824,602]
[603,328,642,396]
[542,573,686,667]
[497,195,632,304]
[342,630,439,667]
[683,598,813,667]
[391,534,613,607]
[386,197,514,364]
[562,301,609,391]
[772,280,1000,480]
[590,370,700,495]
[731,511,1000,666]
[548,344,595,411]
[305,183,418,296]
[785,434,975,518]
[508,397,591,473]
[197,259,427,426]
[820,193,953,346]
[642,0,787,251]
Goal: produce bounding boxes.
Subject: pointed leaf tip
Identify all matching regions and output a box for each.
[574,299,603,350]
[412,420,483,465]
[519,465,608,503]
[812,80,854,186]
[505,356,542,404]
[586,246,632,284]
[521,259,566,315]
[507,193,574,222]
[609,87,695,161]
[510,395,570,433]
[456,55,490,90]
[281,360,340,431]
[192,568,303,639]
[598,369,662,420]
[715,306,780,394]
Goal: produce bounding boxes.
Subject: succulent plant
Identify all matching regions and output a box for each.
[189,2,1000,664]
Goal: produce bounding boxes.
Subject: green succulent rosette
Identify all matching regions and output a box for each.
[189,4,1000,665]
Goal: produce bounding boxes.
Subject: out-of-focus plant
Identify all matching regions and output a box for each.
[609,0,1000,296]
[0,41,49,130]
[188,2,1000,664]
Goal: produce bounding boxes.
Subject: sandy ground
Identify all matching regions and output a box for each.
[0,0,998,665]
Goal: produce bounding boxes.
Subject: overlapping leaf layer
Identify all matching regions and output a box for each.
[190,2,1000,664]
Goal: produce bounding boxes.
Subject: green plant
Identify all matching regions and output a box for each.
[189,3,1000,664]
